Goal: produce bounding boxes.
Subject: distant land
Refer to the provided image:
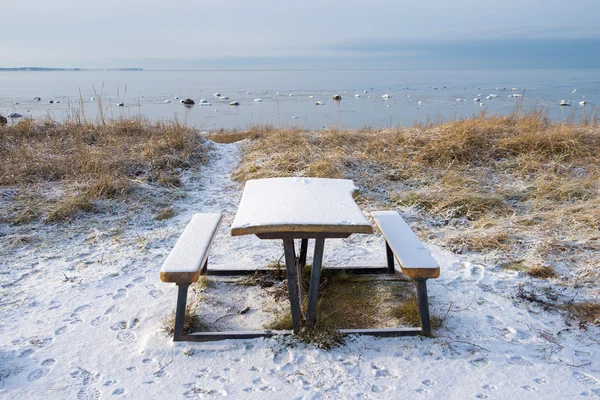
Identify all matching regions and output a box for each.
[0,67,143,71]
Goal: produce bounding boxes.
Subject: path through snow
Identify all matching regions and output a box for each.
[1,141,599,399]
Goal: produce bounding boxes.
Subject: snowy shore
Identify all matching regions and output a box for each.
[1,141,599,399]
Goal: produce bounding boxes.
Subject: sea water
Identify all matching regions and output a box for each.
[0,69,598,130]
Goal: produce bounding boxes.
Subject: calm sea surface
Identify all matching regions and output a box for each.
[1,69,598,130]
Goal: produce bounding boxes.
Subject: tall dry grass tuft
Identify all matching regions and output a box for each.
[233,111,600,269]
[0,116,210,223]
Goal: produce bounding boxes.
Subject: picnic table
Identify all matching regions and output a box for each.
[230,177,373,333]
[161,176,438,341]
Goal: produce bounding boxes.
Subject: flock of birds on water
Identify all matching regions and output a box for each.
[0,86,590,125]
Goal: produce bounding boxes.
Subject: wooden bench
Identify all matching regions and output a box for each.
[160,213,223,341]
[371,210,440,336]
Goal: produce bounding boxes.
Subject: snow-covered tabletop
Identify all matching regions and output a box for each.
[230,177,373,236]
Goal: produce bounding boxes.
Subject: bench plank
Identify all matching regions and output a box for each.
[371,211,440,279]
[160,213,223,283]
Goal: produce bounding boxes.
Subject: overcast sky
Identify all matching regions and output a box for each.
[1,0,599,69]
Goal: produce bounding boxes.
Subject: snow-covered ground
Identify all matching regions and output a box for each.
[1,141,599,399]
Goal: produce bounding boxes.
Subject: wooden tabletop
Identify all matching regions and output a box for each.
[230,177,374,236]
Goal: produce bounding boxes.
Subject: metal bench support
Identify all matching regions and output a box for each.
[415,278,431,336]
[174,282,190,342]
[283,238,303,334]
[385,241,395,274]
[306,238,325,328]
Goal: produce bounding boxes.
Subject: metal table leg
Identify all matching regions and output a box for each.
[306,238,325,328]
[283,238,302,334]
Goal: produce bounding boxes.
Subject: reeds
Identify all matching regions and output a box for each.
[0,112,209,223]
[233,111,600,271]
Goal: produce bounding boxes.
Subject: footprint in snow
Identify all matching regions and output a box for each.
[574,350,593,358]
[41,358,56,367]
[20,348,36,357]
[117,331,136,343]
[533,378,547,385]
[371,385,391,393]
[70,366,101,385]
[28,358,56,382]
[470,357,489,367]
[27,368,50,382]
[73,304,91,314]
[110,321,128,331]
[422,379,435,386]
[506,355,532,366]
[521,385,536,391]
[573,372,600,386]
[55,326,68,335]
[112,288,128,300]
[132,276,147,284]
[149,289,164,298]
[76,387,101,400]
[470,265,484,280]
[105,305,120,315]
[90,315,109,326]
[29,337,53,348]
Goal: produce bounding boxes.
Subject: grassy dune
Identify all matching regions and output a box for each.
[0,117,210,223]
[3,112,599,275]
[220,112,600,279]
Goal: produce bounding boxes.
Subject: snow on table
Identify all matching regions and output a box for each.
[230,177,373,236]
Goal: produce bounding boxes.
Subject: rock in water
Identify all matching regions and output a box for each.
[8,112,22,118]
[117,103,125,107]
[182,98,195,105]
[332,94,342,101]
[48,100,54,104]
[229,101,240,106]
[33,97,41,101]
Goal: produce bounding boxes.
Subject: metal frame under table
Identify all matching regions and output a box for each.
[172,177,430,341]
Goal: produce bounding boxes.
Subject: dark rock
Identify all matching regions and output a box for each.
[8,112,22,118]
[117,103,124,107]
[229,101,240,106]
[48,100,54,104]
[332,94,342,101]
[182,98,195,105]
[33,97,41,101]
[0,115,7,125]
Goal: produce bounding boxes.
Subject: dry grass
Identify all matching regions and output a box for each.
[266,268,414,332]
[527,265,558,279]
[0,116,210,223]
[392,295,443,330]
[564,302,600,326]
[161,297,205,336]
[233,111,600,268]
[155,207,177,221]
